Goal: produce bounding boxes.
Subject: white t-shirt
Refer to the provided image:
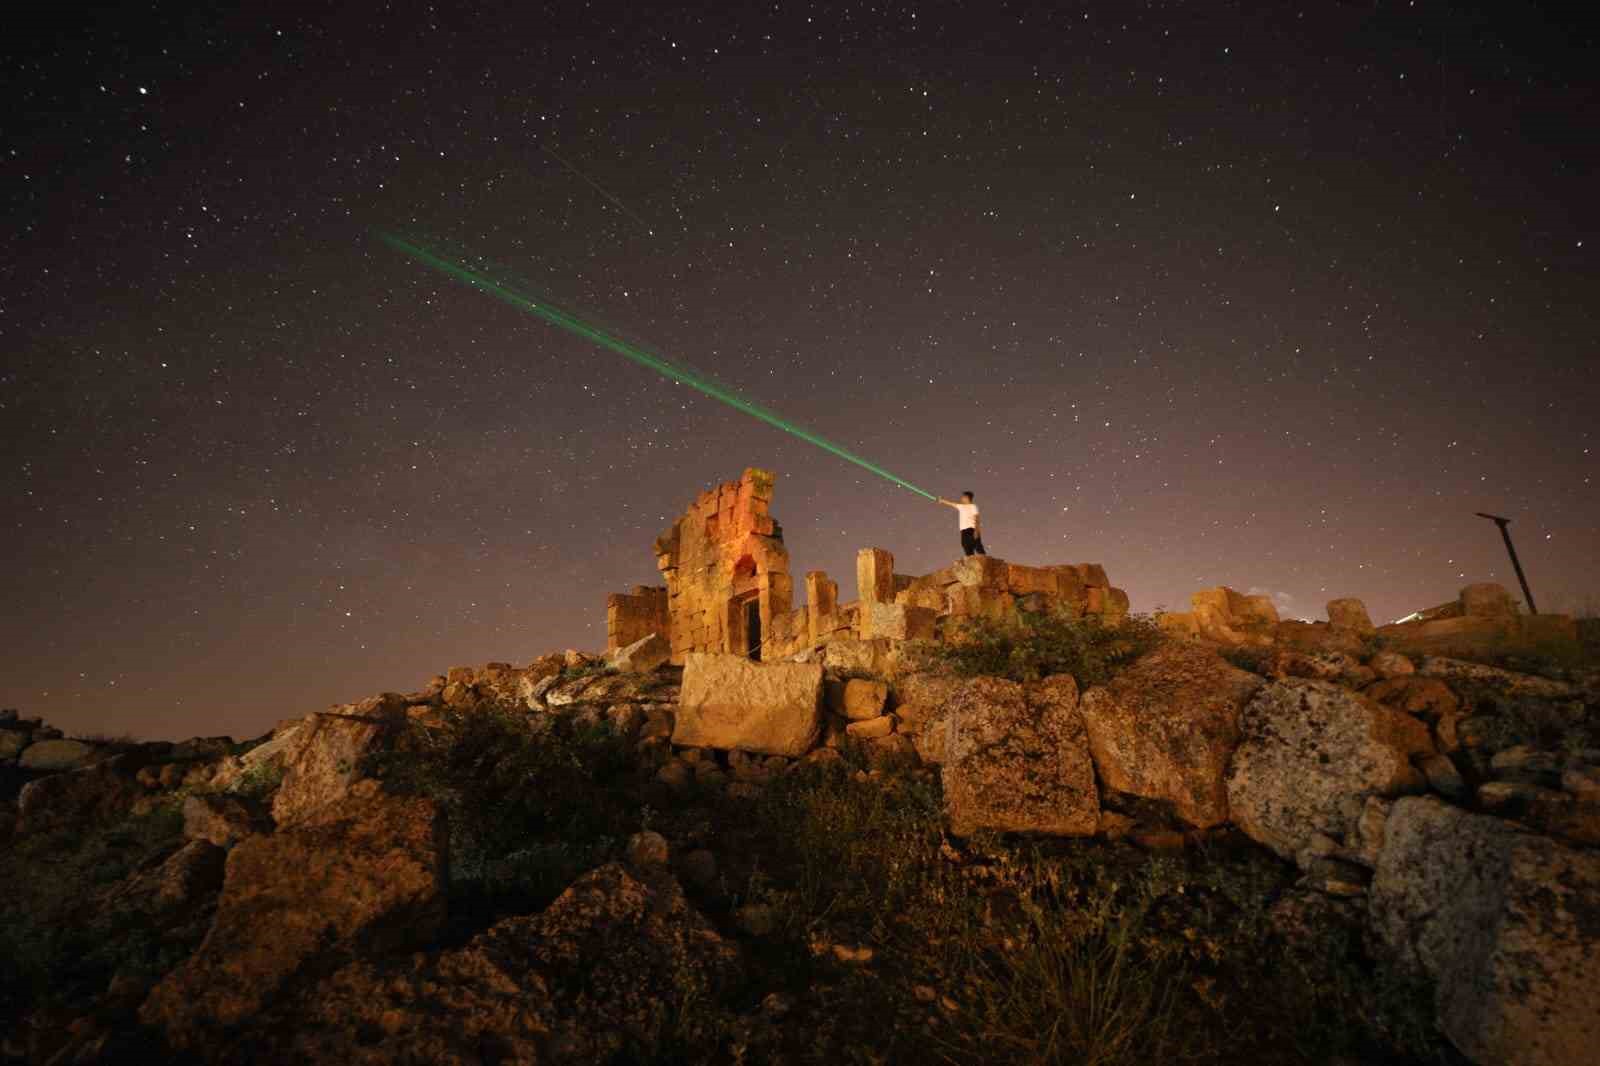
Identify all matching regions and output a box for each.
[955,503,980,530]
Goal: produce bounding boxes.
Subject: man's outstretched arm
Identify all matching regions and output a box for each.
[935,497,959,508]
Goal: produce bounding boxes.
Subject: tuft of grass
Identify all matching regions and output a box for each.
[914,609,1166,686]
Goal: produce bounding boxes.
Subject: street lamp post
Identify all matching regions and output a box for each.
[1474,512,1538,615]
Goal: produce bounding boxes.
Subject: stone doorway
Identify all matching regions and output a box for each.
[743,598,762,661]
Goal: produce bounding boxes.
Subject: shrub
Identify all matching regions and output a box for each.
[695,763,1449,1066]
[916,609,1165,686]
[365,705,638,932]
[0,803,193,1017]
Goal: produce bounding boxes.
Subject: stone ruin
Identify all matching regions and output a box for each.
[1157,576,1582,661]
[605,467,1130,664]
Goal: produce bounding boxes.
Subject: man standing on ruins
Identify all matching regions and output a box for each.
[937,491,986,557]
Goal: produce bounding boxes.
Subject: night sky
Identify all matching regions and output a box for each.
[5,2,1595,741]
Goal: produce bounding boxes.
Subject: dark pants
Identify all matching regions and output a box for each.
[961,528,986,556]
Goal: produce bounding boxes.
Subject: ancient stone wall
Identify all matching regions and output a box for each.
[606,586,668,652]
[603,469,1130,662]
[644,468,793,663]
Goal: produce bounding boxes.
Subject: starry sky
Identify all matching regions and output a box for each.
[4,2,1595,741]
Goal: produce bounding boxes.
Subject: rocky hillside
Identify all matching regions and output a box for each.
[3,616,1597,1065]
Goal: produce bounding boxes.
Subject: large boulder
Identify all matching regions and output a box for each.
[1078,644,1263,828]
[1326,597,1376,635]
[1274,621,1367,656]
[18,738,98,771]
[891,671,966,764]
[607,632,671,674]
[16,755,144,833]
[153,839,229,910]
[182,792,272,848]
[1191,586,1279,645]
[1363,676,1463,750]
[1225,680,1432,864]
[106,837,229,917]
[0,728,29,760]
[942,675,1098,837]
[266,863,740,1064]
[674,653,822,756]
[1460,582,1518,618]
[270,698,407,826]
[1418,656,1576,703]
[140,780,447,1051]
[841,678,888,720]
[815,637,901,678]
[1369,797,1600,1066]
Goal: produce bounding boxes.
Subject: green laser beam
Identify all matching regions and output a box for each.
[379,231,937,501]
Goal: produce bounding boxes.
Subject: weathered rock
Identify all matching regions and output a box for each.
[1418,656,1575,702]
[942,675,1098,837]
[1326,597,1376,635]
[845,715,895,739]
[1369,796,1600,1066]
[1079,644,1263,828]
[1340,664,1378,689]
[220,724,302,785]
[1363,675,1463,751]
[1369,651,1415,678]
[1346,795,1392,868]
[608,632,671,674]
[1269,649,1359,682]
[1489,745,1565,787]
[951,554,1008,589]
[817,637,901,679]
[1460,582,1518,618]
[155,839,228,909]
[519,673,560,710]
[140,781,447,1050]
[674,653,822,756]
[106,835,230,918]
[1564,764,1600,803]
[1225,680,1432,865]
[862,602,937,641]
[480,664,537,706]
[1477,780,1560,814]
[1419,753,1467,799]
[182,792,271,848]
[1192,586,1279,644]
[1275,620,1368,656]
[0,729,27,760]
[274,863,739,1065]
[891,671,965,738]
[16,758,143,833]
[842,678,889,720]
[18,738,98,771]
[270,699,407,826]
[626,830,670,868]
